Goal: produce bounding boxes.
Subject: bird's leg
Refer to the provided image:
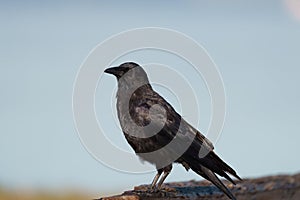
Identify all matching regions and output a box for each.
[150,170,162,189]
[157,165,172,189]
[157,171,170,189]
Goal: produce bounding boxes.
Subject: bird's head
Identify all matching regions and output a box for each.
[104,62,150,84]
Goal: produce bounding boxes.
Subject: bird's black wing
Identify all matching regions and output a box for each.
[127,88,214,160]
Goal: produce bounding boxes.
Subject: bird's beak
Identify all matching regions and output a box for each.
[104,67,121,76]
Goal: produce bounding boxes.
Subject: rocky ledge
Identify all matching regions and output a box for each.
[99,173,300,200]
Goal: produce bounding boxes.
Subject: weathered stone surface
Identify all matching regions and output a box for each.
[99,173,300,200]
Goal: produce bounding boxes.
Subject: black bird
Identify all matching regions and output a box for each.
[104,62,241,200]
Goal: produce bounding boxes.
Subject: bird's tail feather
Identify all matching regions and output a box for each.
[198,152,242,185]
[184,151,241,199]
[210,152,242,181]
[194,165,237,200]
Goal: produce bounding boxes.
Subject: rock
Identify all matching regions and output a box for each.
[99,173,300,200]
[101,195,139,200]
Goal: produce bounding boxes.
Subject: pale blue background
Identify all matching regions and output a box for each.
[1,0,300,197]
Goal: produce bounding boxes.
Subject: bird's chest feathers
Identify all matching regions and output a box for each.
[117,93,151,133]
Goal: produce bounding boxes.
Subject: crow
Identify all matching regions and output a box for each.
[104,62,241,200]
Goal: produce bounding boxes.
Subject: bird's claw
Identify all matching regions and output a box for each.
[148,185,159,193]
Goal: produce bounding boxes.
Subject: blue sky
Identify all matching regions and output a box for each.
[1,0,300,197]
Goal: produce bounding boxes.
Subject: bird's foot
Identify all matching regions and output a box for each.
[148,185,159,193]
